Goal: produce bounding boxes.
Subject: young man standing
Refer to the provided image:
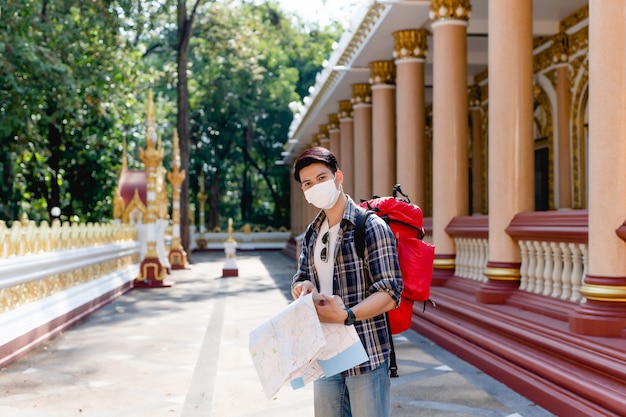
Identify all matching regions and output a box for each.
[291,147,403,417]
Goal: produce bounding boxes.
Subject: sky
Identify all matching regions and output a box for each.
[276,0,363,28]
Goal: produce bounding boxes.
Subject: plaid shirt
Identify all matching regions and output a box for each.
[292,197,403,377]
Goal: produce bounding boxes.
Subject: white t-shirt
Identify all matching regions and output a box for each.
[314,219,341,295]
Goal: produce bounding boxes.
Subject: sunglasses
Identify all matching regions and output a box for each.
[320,231,329,263]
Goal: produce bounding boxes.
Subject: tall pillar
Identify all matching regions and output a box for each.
[328,113,341,163]
[478,0,534,303]
[338,100,355,198]
[167,131,187,269]
[469,85,485,214]
[352,83,373,202]
[136,90,168,287]
[370,60,396,196]
[394,29,429,207]
[290,177,298,233]
[570,0,626,337]
[430,1,470,283]
[554,33,572,209]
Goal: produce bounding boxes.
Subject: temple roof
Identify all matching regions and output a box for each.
[118,169,147,206]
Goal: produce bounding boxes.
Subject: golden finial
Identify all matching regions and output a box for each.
[121,136,128,172]
[146,89,155,125]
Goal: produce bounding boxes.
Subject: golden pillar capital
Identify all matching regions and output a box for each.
[351,83,372,105]
[550,32,570,65]
[369,60,396,86]
[327,113,340,131]
[318,124,329,139]
[393,29,430,60]
[429,0,472,22]
[318,124,330,149]
[339,100,354,119]
[312,133,320,147]
[468,84,483,109]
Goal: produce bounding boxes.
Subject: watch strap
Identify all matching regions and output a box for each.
[344,308,356,325]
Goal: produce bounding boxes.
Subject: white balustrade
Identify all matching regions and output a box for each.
[453,237,488,282]
[517,239,587,303]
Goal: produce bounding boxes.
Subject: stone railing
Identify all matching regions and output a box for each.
[194,225,291,251]
[0,217,140,367]
[445,215,489,283]
[0,216,137,258]
[506,210,588,303]
[445,211,588,304]
[0,218,139,312]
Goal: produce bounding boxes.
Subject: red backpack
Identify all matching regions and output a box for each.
[356,184,435,335]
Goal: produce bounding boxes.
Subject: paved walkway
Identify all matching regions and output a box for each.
[0,251,555,417]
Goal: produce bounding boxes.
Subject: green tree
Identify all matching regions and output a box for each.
[182,0,341,229]
[0,0,145,223]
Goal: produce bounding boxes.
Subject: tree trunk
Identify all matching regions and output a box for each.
[177,0,201,261]
[209,175,220,229]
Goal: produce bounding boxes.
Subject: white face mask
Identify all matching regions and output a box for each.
[304,178,341,209]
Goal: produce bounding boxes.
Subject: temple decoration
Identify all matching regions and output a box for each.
[167,130,187,269]
[135,89,169,287]
[369,60,396,85]
[196,172,208,250]
[393,29,429,60]
[327,113,339,131]
[351,83,372,105]
[318,124,329,148]
[338,100,354,119]
[222,217,238,277]
[429,0,472,22]
[113,137,147,225]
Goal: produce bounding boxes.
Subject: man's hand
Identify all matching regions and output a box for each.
[291,280,316,300]
[313,294,347,324]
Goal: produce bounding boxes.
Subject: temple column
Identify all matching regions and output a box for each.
[327,113,341,163]
[338,100,355,198]
[370,60,396,196]
[290,178,298,233]
[429,1,470,283]
[570,0,626,337]
[554,33,572,209]
[290,176,305,236]
[469,85,485,214]
[393,29,429,206]
[352,83,373,201]
[478,0,534,303]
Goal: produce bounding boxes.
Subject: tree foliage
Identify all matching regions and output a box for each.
[0,0,146,222]
[0,0,341,230]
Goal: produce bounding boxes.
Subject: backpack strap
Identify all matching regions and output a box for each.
[354,210,375,261]
[304,224,315,249]
[354,209,399,378]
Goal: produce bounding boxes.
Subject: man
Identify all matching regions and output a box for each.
[291,147,403,417]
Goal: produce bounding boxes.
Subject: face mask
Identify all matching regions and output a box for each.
[304,177,341,209]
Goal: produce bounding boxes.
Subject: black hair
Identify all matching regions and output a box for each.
[292,147,339,183]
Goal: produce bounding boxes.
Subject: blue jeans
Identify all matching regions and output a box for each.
[313,361,390,417]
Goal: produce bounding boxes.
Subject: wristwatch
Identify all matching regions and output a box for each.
[344,308,356,326]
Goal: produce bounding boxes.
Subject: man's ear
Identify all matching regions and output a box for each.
[336,169,344,185]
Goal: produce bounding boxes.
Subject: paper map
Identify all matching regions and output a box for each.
[249,293,368,399]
